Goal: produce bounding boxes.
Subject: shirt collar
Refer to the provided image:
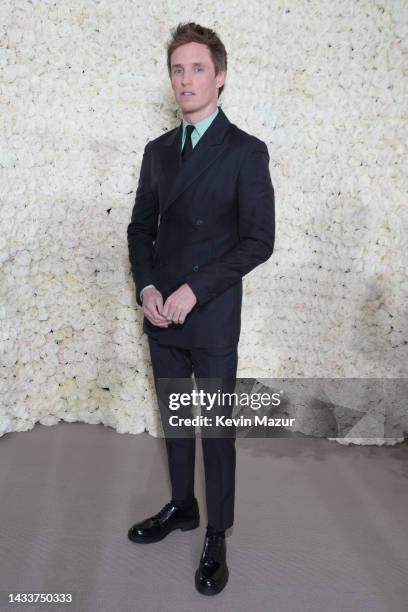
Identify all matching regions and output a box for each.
[182,106,219,137]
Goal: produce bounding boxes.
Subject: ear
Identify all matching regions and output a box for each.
[216,70,227,89]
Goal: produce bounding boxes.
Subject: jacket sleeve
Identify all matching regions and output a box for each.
[184,140,275,307]
[127,142,159,307]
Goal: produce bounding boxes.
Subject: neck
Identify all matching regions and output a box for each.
[181,101,218,125]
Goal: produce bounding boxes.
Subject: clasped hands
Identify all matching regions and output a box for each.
[142,283,197,327]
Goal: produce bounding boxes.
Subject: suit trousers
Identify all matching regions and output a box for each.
[147,335,238,532]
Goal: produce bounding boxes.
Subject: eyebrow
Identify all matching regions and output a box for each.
[171,62,205,68]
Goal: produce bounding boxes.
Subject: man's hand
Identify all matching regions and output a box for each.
[162,283,197,324]
[142,288,172,327]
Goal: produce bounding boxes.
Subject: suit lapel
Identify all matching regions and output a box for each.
[158,106,232,216]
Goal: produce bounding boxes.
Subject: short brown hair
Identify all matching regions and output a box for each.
[166,22,228,98]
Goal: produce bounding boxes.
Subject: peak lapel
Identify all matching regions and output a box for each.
[158,107,231,216]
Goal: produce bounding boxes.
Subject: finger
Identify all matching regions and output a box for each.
[154,310,170,323]
[152,298,164,313]
[144,307,168,326]
[163,298,178,319]
[163,304,174,321]
[147,314,169,327]
[150,309,169,324]
[170,308,178,322]
[172,308,182,323]
[162,301,170,318]
[153,297,164,312]
[179,310,187,324]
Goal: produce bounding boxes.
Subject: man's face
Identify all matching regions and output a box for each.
[170,42,226,119]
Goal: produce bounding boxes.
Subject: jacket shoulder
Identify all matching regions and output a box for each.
[145,126,179,149]
[227,124,270,166]
[228,124,269,153]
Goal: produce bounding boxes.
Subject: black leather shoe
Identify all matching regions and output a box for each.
[195,534,229,595]
[128,498,199,543]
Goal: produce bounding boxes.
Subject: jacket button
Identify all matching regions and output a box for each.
[193,265,199,272]
[196,219,203,225]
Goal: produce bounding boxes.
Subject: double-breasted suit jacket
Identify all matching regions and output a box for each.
[127,106,275,348]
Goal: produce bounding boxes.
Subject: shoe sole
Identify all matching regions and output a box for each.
[128,515,200,544]
[194,567,229,595]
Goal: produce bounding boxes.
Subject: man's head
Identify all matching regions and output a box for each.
[166,22,227,121]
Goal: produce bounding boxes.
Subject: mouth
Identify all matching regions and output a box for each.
[181,92,195,96]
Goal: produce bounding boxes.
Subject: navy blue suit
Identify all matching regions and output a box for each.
[127,105,275,348]
[127,106,275,530]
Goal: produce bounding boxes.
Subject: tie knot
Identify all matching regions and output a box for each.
[186,124,195,138]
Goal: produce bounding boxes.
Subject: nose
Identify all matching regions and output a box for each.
[181,71,192,86]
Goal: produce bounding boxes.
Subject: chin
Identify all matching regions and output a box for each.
[180,97,198,105]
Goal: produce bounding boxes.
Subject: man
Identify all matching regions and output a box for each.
[127,22,275,596]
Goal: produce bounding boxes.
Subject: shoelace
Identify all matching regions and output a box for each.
[153,501,176,524]
[202,535,223,564]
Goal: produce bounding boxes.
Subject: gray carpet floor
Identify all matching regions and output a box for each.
[0,422,407,612]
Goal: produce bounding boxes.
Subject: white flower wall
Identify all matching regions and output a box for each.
[0,0,407,442]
